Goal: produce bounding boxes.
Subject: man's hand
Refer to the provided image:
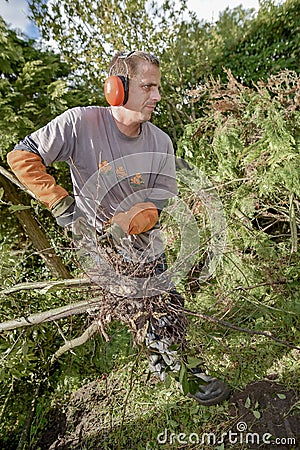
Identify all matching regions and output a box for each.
[52,196,90,239]
[100,223,126,246]
[111,202,158,235]
[106,223,126,243]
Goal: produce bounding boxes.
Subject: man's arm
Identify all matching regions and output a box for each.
[7,149,72,211]
[7,110,78,220]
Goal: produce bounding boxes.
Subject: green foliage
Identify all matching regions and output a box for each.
[212,0,300,84]
[0,286,134,448]
[177,68,299,396]
[29,0,190,80]
[0,17,91,157]
[178,69,300,210]
[0,20,93,443]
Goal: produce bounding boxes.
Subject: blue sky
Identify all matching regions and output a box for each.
[0,0,274,39]
[0,0,40,38]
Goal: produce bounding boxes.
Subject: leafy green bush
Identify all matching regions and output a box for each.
[177,69,299,388]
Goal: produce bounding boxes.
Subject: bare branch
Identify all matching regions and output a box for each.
[0,170,71,279]
[51,320,100,363]
[1,277,95,295]
[185,309,300,351]
[0,296,103,332]
[1,264,141,297]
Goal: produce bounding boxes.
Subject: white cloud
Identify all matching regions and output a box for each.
[187,0,284,22]
[0,0,39,37]
[187,0,260,21]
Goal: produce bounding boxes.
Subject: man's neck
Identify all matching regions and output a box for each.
[111,108,141,137]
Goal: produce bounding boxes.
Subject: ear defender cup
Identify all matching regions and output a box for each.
[104,75,129,106]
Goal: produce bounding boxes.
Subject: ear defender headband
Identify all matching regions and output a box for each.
[104,51,135,106]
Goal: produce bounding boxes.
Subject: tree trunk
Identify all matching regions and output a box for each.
[0,174,71,279]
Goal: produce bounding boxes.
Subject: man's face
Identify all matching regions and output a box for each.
[125,61,161,122]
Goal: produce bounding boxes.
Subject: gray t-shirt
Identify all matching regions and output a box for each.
[17,106,178,227]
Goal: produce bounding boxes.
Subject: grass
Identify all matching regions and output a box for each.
[29,285,299,449]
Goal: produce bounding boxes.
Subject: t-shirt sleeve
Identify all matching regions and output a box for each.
[15,108,81,166]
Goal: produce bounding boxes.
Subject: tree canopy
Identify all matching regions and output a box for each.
[212,0,300,83]
[0,16,94,157]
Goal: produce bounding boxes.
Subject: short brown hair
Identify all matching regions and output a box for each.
[108,51,160,78]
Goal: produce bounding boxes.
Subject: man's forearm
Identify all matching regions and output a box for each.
[7,149,69,210]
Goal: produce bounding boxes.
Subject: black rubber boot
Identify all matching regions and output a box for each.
[187,369,230,406]
[145,323,230,406]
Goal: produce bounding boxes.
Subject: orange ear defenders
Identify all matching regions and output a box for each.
[104,52,134,106]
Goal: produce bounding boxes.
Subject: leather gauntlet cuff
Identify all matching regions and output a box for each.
[7,149,69,209]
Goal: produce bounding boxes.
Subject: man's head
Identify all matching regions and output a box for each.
[105,50,162,125]
[108,51,159,79]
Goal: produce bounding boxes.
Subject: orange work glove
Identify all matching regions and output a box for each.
[7,150,69,210]
[111,202,158,235]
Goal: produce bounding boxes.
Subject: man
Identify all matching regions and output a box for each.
[7,50,229,405]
